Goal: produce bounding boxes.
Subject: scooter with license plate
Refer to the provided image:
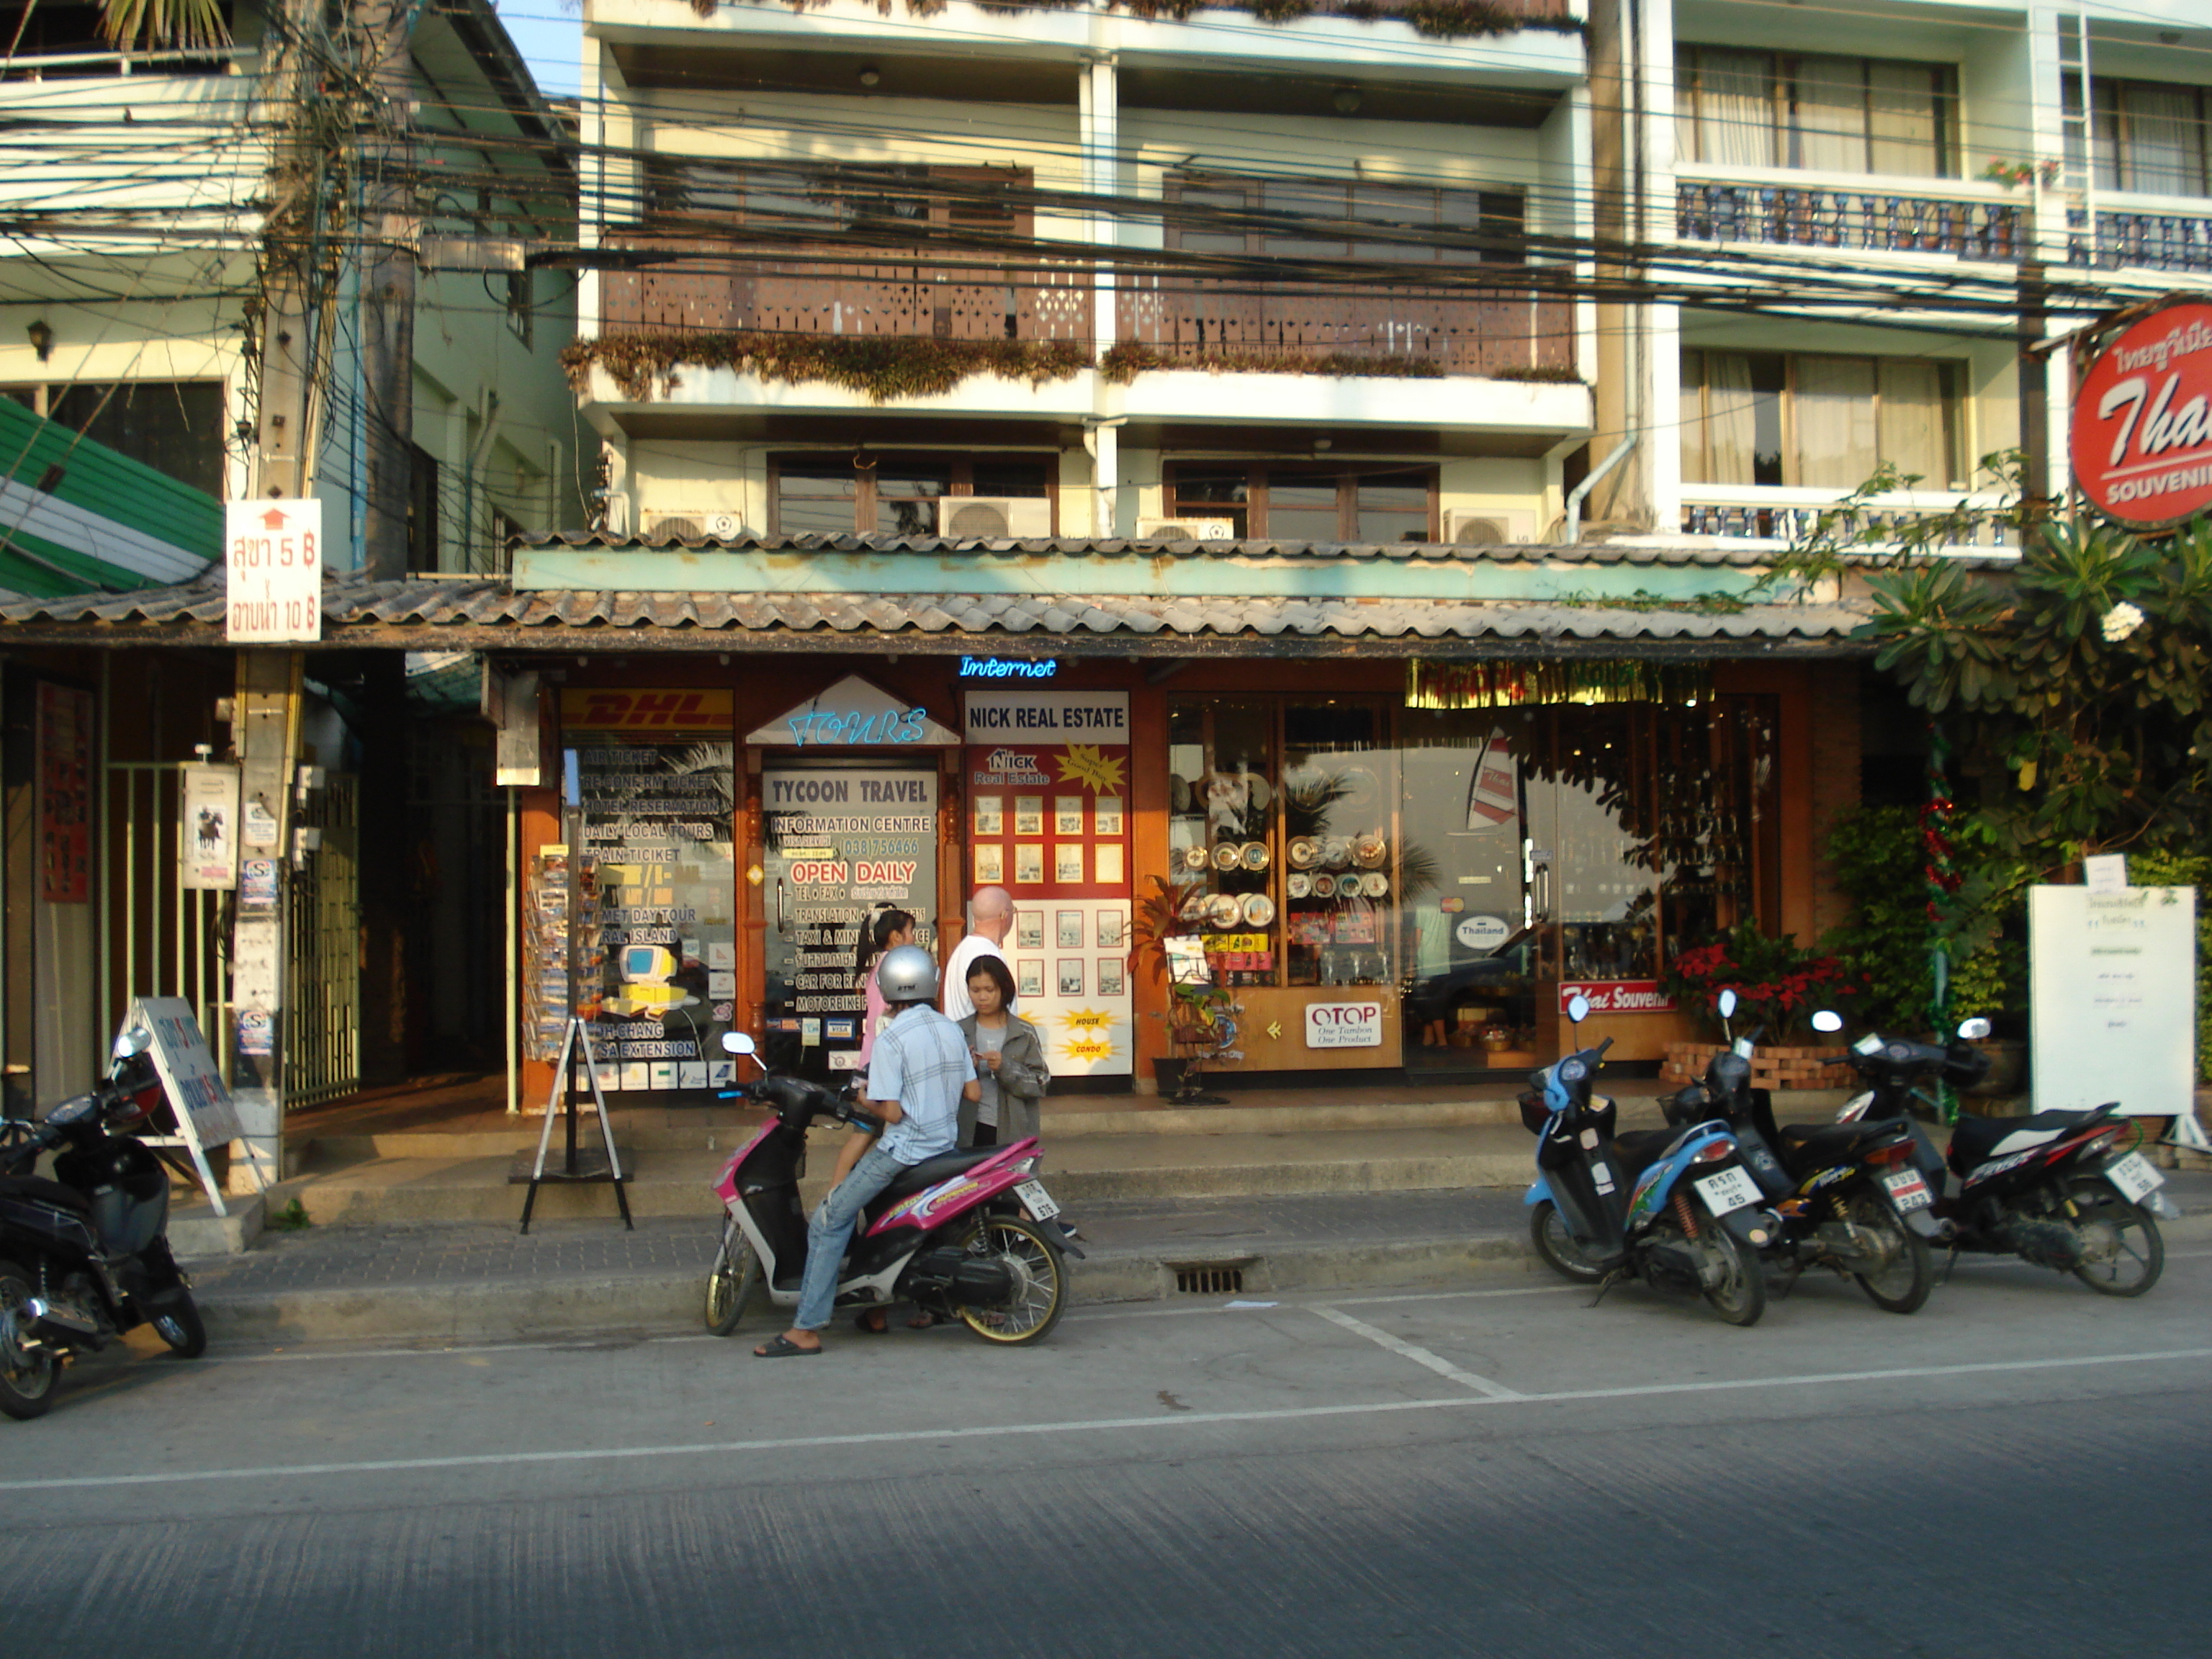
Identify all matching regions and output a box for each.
[1818,1010,2176,1297]
[702,1032,1076,1345]
[1521,995,1778,1327]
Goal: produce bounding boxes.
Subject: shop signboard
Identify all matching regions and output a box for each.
[747,675,958,747]
[1305,1000,1383,1048]
[965,690,1133,1076]
[2073,300,2212,531]
[1558,980,1676,1015]
[2029,885,2196,1117]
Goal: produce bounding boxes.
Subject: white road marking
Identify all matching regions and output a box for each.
[8,1346,2206,1495]
[1309,1304,1524,1400]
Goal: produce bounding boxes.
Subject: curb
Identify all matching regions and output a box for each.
[193,1230,1542,1345]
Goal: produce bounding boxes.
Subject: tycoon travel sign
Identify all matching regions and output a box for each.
[2073,300,2212,531]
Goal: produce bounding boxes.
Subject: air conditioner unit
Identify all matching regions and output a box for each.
[1135,516,1236,541]
[941,496,1053,538]
[639,508,746,543]
[1442,509,1539,546]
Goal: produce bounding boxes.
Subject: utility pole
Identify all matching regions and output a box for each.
[356,0,417,582]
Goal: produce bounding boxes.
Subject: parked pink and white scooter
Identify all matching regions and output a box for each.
[702,1032,1074,1345]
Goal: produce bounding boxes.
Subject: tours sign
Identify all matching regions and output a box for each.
[2074,300,2212,531]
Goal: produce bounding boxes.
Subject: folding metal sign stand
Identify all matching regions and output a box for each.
[516,1014,630,1234]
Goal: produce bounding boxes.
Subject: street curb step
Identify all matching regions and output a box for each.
[193,1233,1543,1345]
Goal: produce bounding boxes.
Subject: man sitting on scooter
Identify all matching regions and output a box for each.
[754,944,978,1358]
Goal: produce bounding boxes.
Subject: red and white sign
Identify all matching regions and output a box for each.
[225,499,322,643]
[1305,1000,1383,1048]
[1560,981,1678,1015]
[2074,300,2212,530]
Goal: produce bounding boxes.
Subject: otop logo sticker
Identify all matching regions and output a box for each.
[561,689,734,733]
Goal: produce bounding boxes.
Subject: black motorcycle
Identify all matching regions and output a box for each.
[1664,992,1936,1314]
[0,1028,207,1419]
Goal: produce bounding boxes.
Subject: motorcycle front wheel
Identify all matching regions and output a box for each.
[703,1215,761,1336]
[1529,1200,1607,1283]
[147,1286,207,1357]
[0,1256,58,1420]
[954,1214,1065,1346]
[1695,1211,1766,1328]
[2066,1179,2164,1298]
[1847,1192,1933,1315]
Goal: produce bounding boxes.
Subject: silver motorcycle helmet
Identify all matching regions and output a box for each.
[875,943,940,1005]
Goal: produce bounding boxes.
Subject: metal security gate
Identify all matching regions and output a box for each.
[286,774,360,1107]
[99,763,233,1079]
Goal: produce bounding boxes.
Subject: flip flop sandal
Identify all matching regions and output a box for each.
[855,1309,890,1334]
[752,1333,822,1358]
[907,1310,942,1330]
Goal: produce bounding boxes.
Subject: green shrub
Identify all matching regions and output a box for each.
[2128,850,2211,1084]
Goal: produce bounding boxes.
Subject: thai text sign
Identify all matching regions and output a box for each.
[2029,886,2197,1118]
[225,499,321,642]
[1305,1000,1383,1048]
[2074,300,2212,529]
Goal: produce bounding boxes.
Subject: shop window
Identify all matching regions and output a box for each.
[770,452,1053,536]
[1677,47,1957,179]
[1164,464,1437,542]
[2074,78,2212,197]
[1166,174,1526,265]
[1679,351,1962,491]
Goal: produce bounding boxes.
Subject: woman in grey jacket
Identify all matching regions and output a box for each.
[956,955,1050,1147]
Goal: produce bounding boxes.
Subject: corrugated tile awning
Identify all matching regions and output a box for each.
[0,567,1878,657]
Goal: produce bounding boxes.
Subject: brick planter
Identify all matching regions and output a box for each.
[1661,1043,1849,1089]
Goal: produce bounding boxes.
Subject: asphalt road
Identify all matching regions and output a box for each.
[4,1244,2210,1658]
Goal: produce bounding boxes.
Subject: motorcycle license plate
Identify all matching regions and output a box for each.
[1693,1167,1761,1215]
[2105,1152,2165,1203]
[1013,1178,1061,1221]
[1880,1168,1932,1211]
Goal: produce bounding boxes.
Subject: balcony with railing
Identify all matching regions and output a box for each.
[2069,202,2212,276]
[1679,489,2015,547]
[1674,170,2028,263]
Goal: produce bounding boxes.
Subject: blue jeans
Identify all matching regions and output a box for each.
[794,1145,907,1331]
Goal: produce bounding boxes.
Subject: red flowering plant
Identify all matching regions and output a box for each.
[1661,922,1865,1044]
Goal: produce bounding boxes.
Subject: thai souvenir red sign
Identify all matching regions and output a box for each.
[2073,300,2212,530]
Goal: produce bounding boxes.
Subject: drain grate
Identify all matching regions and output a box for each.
[1174,1264,1244,1295]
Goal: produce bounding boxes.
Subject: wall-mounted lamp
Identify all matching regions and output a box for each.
[858,66,881,88]
[1331,88,1362,116]
[26,320,52,362]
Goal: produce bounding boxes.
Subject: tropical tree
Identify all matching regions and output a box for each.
[94,0,231,53]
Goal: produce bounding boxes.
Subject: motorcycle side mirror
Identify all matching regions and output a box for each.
[112,1027,152,1062]
[1811,1010,1844,1035]
[1957,1017,1991,1041]
[721,1032,756,1056]
[1717,989,1737,1021]
[1565,994,1591,1025]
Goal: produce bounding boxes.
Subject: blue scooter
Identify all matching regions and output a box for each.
[1520,995,1778,1326]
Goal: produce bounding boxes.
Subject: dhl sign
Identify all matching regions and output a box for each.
[561,689,734,733]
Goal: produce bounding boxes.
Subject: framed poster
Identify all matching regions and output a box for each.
[1097,957,1125,997]
[1055,845,1085,884]
[1056,909,1085,948]
[1056,796,1087,835]
[1094,796,1124,836]
[974,843,1005,884]
[1092,842,1125,885]
[1017,959,1044,1000]
[1015,909,1044,950]
[1015,796,1045,835]
[974,795,1004,835]
[1096,908,1125,950]
[1056,958,1084,997]
[1015,843,1044,885]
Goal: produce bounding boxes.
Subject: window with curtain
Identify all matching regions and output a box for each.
[1678,48,1957,179]
[2081,78,2212,197]
[1165,464,1437,541]
[1166,174,1527,265]
[770,453,1054,535]
[1681,352,1961,490]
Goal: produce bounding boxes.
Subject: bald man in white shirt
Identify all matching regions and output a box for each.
[942,885,1013,1022]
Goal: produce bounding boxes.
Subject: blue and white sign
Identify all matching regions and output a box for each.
[747,675,958,747]
[1454,913,1513,953]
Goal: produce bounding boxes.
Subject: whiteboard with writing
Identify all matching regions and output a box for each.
[2029,886,2198,1117]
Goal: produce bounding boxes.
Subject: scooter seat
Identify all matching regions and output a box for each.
[873,1147,1002,1207]
[1611,1129,1677,1179]
[0,1174,91,1214]
[1948,1108,2105,1166]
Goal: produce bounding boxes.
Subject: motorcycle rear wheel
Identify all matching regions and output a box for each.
[1529,1200,1607,1283]
[0,1257,58,1420]
[1695,1213,1766,1328]
[1847,1192,1933,1315]
[148,1287,207,1358]
[2066,1179,2164,1298]
[953,1214,1064,1346]
[704,1216,760,1336]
